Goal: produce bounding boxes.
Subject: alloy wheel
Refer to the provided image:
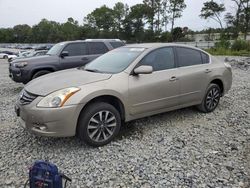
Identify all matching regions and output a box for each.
[206,87,220,111]
[87,110,117,142]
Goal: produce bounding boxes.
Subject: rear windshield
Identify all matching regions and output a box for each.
[84,47,145,74]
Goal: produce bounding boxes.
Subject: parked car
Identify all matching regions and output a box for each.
[20,46,33,50]
[9,39,125,84]
[34,44,53,51]
[8,50,48,62]
[8,51,31,62]
[31,50,48,56]
[15,43,232,147]
[0,51,17,59]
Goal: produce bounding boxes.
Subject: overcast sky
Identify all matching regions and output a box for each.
[0,0,233,31]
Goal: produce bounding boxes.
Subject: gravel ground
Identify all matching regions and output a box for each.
[0,57,249,188]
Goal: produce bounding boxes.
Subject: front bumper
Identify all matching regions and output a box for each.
[15,97,84,137]
[9,65,30,84]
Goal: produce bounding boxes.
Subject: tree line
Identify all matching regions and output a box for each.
[0,0,249,43]
[200,0,249,40]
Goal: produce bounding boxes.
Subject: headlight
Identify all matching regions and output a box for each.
[14,62,28,68]
[37,87,80,108]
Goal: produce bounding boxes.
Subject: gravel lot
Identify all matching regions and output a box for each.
[0,57,249,188]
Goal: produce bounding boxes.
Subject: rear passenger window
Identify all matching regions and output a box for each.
[139,47,175,71]
[201,52,209,64]
[88,42,109,54]
[110,42,125,49]
[63,43,87,56]
[176,47,203,67]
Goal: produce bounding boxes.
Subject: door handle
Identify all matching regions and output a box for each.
[205,69,212,73]
[169,76,177,81]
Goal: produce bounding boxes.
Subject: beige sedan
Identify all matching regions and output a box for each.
[15,43,232,146]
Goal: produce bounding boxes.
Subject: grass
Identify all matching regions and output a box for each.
[205,48,250,57]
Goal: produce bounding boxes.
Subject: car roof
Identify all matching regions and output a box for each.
[61,39,123,44]
[125,43,204,51]
[85,39,123,42]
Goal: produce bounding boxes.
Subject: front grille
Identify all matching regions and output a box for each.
[19,90,37,105]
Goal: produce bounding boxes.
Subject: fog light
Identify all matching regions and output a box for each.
[33,123,47,131]
[38,126,47,131]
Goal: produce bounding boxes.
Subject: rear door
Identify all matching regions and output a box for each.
[59,42,89,69]
[87,42,109,61]
[175,47,211,105]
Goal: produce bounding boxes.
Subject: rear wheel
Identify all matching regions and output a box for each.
[77,102,121,147]
[32,70,51,80]
[197,83,221,113]
[3,55,8,59]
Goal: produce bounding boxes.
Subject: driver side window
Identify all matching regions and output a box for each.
[139,47,175,71]
[63,43,87,56]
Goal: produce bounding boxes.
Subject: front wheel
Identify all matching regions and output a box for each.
[197,83,221,113]
[32,70,51,80]
[77,102,121,147]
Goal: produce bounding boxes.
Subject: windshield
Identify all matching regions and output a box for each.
[84,47,145,74]
[19,52,30,57]
[26,51,36,57]
[47,42,65,55]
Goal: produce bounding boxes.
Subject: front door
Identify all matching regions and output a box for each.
[60,42,90,69]
[128,47,180,115]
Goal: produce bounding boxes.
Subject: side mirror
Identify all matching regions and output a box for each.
[60,51,69,58]
[133,65,153,75]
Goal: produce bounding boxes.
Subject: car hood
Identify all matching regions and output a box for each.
[25,69,112,96]
[13,55,57,63]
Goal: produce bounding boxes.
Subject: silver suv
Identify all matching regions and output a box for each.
[15,43,232,146]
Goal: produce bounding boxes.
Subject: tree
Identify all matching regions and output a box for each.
[126,4,148,42]
[143,0,163,32]
[61,17,80,40]
[155,0,163,32]
[31,19,62,43]
[12,24,32,43]
[80,24,99,39]
[224,0,250,39]
[242,0,250,39]
[0,28,15,43]
[113,2,129,38]
[169,0,186,32]
[143,0,155,32]
[84,5,115,34]
[162,0,170,31]
[172,27,185,41]
[200,0,225,29]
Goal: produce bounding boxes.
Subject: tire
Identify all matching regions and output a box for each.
[77,102,121,147]
[3,55,8,59]
[197,83,221,113]
[32,70,51,80]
